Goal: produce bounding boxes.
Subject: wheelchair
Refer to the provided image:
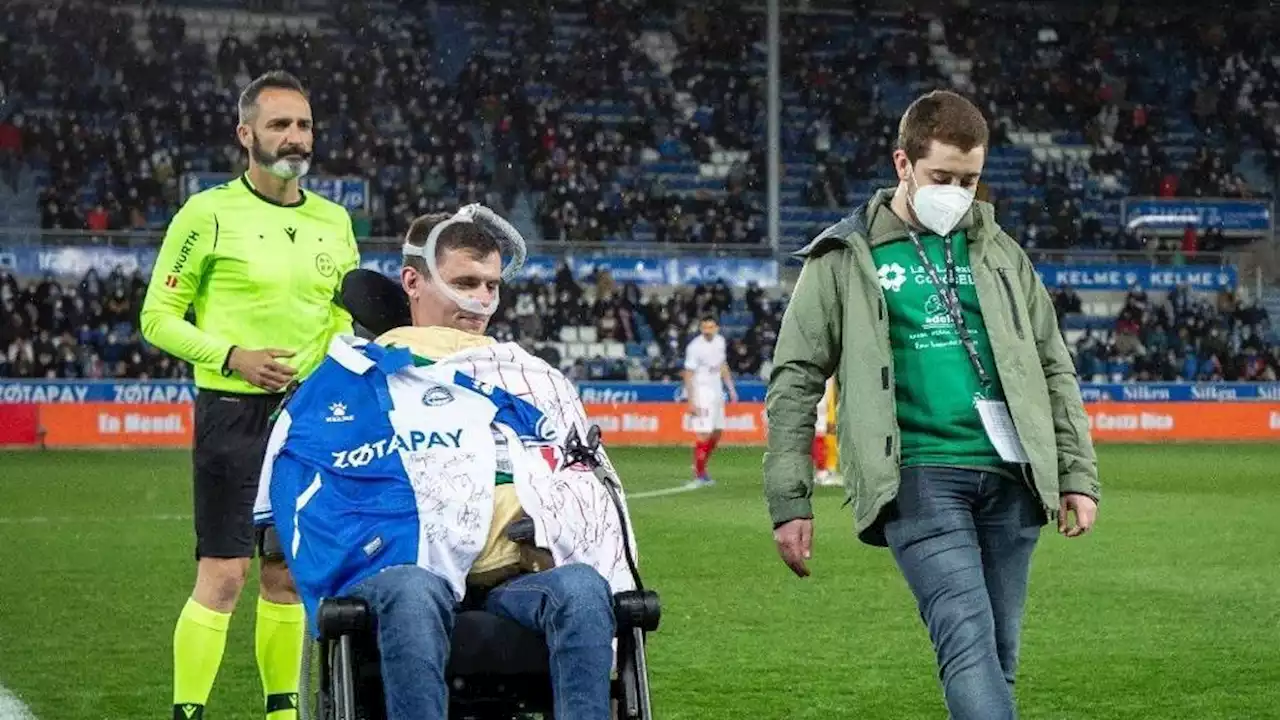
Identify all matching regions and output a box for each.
[298,425,662,720]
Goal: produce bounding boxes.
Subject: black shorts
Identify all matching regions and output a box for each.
[192,390,284,560]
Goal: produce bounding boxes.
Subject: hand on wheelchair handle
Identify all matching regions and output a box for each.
[773,517,813,578]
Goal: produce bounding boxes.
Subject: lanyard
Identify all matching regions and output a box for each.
[906,231,993,394]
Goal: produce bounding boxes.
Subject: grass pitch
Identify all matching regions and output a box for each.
[1,444,1278,719]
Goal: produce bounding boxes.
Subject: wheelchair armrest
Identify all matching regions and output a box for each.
[613,590,661,632]
[317,597,373,641]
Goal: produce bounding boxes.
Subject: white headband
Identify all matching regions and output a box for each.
[402,204,528,317]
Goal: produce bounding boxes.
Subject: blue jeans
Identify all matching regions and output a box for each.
[348,563,615,720]
[883,466,1044,720]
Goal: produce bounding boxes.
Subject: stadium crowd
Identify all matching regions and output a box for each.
[2,1,1278,384]
[1053,285,1278,382]
[1,264,1274,384]
[1,1,1277,247]
[0,267,189,381]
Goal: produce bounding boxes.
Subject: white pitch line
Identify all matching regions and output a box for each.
[0,683,37,720]
[0,513,190,525]
[627,484,705,499]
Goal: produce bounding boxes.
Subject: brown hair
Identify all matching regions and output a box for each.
[403,212,501,274]
[238,70,308,124]
[895,90,989,163]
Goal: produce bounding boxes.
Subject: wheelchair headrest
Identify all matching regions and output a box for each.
[339,269,413,338]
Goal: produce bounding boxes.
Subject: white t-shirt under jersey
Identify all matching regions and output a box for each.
[684,333,727,404]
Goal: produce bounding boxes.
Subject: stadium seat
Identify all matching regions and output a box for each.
[559,327,579,343]
[579,326,599,343]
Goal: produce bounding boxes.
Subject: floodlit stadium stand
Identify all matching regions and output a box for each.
[0,0,1277,383]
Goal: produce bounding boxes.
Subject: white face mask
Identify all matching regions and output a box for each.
[252,132,311,181]
[907,170,975,236]
[266,156,311,181]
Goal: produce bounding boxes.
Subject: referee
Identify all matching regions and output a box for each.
[141,70,360,720]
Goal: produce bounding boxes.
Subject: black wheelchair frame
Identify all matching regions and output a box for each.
[298,425,662,720]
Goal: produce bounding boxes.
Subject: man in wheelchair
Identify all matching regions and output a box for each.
[252,206,653,719]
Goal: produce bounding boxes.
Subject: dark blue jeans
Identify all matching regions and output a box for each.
[884,466,1044,720]
[349,563,616,720]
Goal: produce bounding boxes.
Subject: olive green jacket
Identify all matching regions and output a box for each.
[763,189,1100,546]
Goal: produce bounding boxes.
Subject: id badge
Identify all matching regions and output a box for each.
[975,400,1031,464]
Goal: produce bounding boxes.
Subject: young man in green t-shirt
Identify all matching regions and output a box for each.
[765,91,1099,719]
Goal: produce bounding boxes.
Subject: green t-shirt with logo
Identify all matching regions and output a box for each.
[871,229,1006,468]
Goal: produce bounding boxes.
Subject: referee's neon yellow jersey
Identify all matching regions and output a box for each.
[141,174,361,394]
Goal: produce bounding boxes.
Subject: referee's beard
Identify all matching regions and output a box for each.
[250,134,312,181]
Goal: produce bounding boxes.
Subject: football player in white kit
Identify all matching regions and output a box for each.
[682,316,738,487]
[813,377,841,486]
